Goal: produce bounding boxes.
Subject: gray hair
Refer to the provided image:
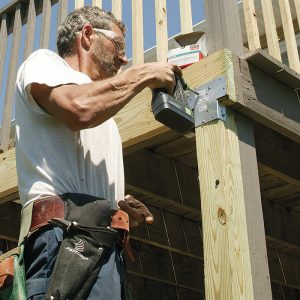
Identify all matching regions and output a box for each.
[57,6,126,57]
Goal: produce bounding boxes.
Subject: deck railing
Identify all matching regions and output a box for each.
[0,0,299,153]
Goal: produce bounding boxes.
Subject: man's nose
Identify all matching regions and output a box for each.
[119,54,128,65]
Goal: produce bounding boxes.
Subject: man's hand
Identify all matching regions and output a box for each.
[118,195,154,227]
[147,62,182,96]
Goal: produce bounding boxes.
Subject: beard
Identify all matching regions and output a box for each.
[91,45,119,79]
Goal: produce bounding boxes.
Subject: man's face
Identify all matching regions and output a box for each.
[90,23,127,79]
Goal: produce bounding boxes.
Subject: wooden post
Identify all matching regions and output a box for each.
[75,0,84,9]
[295,0,300,29]
[204,0,244,56]
[195,109,272,299]
[179,0,193,34]
[261,0,281,61]
[0,5,22,152]
[24,0,36,60]
[92,0,102,8]
[132,0,144,64]
[196,3,272,296]
[40,0,51,48]
[0,14,8,104]
[277,0,300,73]
[57,0,68,27]
[243,0,261,51]
[112,0,122,20]
[155,0,168,62]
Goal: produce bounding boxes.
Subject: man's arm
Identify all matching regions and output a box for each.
[31,62,181,131]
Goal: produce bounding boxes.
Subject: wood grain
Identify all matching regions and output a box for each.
[75,0,84,9]
[295,0,300,29]
[0,5,22,152]
[40,0,51,48]
[243,0,261,51]
[57,0,68,27]
[24,0,36,60]
[277,0,300,73]
[132,0,144,64]
[204,0,244,56]
[155,0,168,62]
[179,0,192,34]
[195,109,255,299]
[112,0,122,20]
[92,0,102,8]
[0,14,8,106]
[261,0,281,61]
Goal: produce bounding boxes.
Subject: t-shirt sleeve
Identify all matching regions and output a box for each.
[20,49,90,115]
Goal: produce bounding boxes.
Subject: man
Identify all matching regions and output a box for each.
[15,5,181,300]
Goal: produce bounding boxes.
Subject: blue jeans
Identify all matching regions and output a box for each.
[24,227,124,300]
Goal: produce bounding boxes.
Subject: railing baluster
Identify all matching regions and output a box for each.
[75,0,85,9]
[155,0,168,62]
[295,0,300,29]
[112,0,122,20]
[243,0,261,51]
[260,0,281,61]
[132,0,144,64]
[24,0,36,60]
[179,0,192,34]
[0,5,22,152]
[40,0,51,48]
[277,0,300,73]
[0,14,8,104]
[57,0,68,27]
[92,0,102,8]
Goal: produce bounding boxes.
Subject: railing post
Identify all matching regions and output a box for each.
[295,0,300,30]
[0,4,22,152]
[179,0,193,34]
[24,0,36,60]
[132,0,144,65]
[261,0,281,61]
[92,0,102,8]
[0,13,8,104]
[40,0,51,48]
[243,0,261,51]
[75,0,84,9]
[204,0,244,56]
[57,0,68,28]
[197,2,272,299]
[112,0,122,20]
[155,0,168,62]
[278,0,300,73]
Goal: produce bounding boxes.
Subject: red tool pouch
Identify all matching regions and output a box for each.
[0,256,14,289]
[0,245,26,300]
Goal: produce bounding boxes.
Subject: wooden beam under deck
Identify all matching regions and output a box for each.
[239,50,300,144]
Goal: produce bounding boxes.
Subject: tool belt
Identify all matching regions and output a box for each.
[24,193,131,300]
[28,193,129,233]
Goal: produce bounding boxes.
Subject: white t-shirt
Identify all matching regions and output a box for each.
[15,49,124,209]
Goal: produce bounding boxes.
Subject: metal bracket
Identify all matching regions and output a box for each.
[188,77,227,127]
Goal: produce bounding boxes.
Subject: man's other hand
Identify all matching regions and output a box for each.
[118,195,154,227]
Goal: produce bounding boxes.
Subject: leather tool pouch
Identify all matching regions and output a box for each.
[46,194,117,300]
[0,245,26,300]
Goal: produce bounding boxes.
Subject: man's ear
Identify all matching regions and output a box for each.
[81,24,93,50]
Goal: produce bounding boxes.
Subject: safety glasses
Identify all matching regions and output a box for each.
[92,28,126,57]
